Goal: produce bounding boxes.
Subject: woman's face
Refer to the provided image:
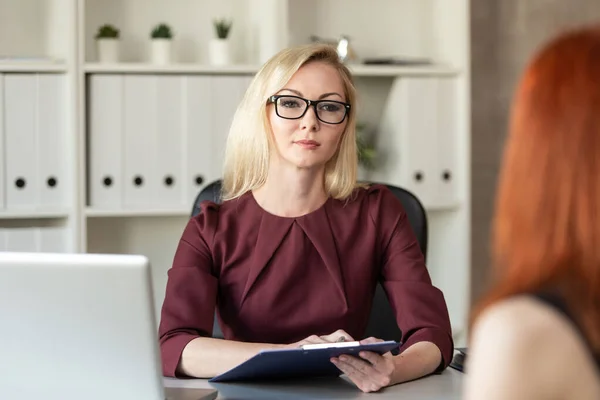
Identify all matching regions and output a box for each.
[267,61,349,170]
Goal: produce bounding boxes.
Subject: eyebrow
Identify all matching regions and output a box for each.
[279,88,344,100]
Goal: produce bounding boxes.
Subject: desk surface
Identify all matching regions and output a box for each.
[164,369,464,399]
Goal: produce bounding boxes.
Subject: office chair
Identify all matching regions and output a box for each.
[191,179,428,342]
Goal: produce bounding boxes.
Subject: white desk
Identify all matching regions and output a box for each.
[164,369,464,399]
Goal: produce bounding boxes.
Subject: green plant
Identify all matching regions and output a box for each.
[95,24,120,39]
[213,18,232,39]
[151,23,173,39]
[356,123,377,169]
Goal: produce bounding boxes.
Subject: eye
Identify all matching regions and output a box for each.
[318,102,342,112]
[279,98,302,108]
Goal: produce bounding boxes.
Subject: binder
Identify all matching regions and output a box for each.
[36,74,68,210]
[5,227,37,252]
[155,76,185,208]
[211,76,251,182]
[37,226,68,253]
[123,75,157,208]
[435,78,459,208]
[209,340,400,383]
[0,74,4,211]
[88,75,124,209]
[373,77,437,207]
[184,76,215,202]
[4,74,37,210]
[401,77,438,208]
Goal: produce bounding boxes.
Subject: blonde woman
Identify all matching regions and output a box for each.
[159,44,453,393]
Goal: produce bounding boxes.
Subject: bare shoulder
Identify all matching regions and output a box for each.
[472,295,592,355]
[465,296,585,400]
[472,296,566,347]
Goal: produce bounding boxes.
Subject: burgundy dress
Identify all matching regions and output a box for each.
[158,184,453,377]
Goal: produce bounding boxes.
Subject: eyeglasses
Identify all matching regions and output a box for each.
[267,95,351,125]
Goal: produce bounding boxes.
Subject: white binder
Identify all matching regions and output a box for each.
[37,226,68,253]
[5,227,37,252]
[4,74,38,210]
[374,77,438,207]
[123,75,157,208]
[185,76,215,204]
[0,75,4,211]
[36,74,68,210]
[155,76,185,208]
[405,78,438,207]
[211,76,251,182]
[435,78,459,208]
[0,229,6,251]
[89,75,123,209]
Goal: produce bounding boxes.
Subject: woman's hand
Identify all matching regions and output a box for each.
[330,337,396,393]
[319,329,355,344]
[285,329,355,348]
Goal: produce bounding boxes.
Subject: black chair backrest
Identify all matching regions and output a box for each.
[191,180,428,342]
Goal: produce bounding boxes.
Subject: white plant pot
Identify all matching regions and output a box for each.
[209,39,231,66]
[96,38,120,63]
[151,39,172,65]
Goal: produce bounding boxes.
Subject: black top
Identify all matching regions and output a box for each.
[534,292,600,370]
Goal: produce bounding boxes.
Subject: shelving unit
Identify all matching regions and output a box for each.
[84,62,260,75]
[1,0,471,345]
[0,0,78,255]
[0,211,71,219]
[85,207,190,218]
[83,62,461,77]
[0,62,68,73]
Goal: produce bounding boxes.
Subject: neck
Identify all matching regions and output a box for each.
[252,161,328,218]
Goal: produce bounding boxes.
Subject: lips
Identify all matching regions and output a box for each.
[295,140,320,149]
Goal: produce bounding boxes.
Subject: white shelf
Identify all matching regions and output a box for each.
[84,63,260,75]
[84,62,460,77]
[348,64,460,77]
[0,61,67,73]
[85,208,190,218]
[0,210,71,219]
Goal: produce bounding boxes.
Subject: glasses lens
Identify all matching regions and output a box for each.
[276,96,307,119]
[316,101,347,124]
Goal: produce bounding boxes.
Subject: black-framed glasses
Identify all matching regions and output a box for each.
[267,95,351,125]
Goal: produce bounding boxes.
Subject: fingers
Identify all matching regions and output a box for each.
[348,354,392,389]
[331,356,370,379]
[360,336,384,345]
[358,351,394,376]
[296,330,382,349]
[300,335,329,345]
[360,336,393,357]
[320,329,355,343]
[331,355,389,393]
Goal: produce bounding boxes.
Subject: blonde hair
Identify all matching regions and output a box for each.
[221,43,360,201]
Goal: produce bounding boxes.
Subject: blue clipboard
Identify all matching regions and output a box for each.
[209,340,401,383]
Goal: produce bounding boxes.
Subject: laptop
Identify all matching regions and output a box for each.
[0,252,217,400]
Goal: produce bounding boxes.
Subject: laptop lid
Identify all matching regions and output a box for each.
[0,252,184,400]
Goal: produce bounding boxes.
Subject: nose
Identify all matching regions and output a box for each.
[300,105,319,131]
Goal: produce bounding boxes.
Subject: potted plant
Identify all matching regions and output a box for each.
[209,18,233,65]
[95,24,120,63]
[150,23,173,64]
[356,123,377,180]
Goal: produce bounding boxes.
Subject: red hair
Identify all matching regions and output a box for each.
[472,25,600,350]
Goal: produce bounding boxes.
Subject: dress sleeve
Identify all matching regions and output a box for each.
[368,186,454,371]
[158,202,219,377]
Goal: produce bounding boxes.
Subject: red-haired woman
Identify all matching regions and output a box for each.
[465,26,600,399]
